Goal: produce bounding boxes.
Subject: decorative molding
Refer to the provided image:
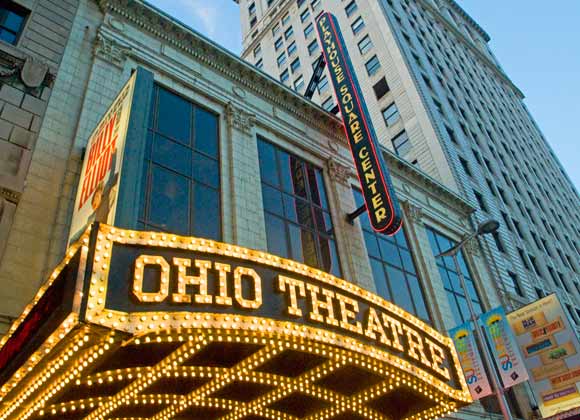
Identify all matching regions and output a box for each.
[402,201,424,224]
[225,102,256,134]
[326,158,352,186]
[463,237,480,257]
[0,47,53,93]
[94,32,131,67]
[96,0,345,143]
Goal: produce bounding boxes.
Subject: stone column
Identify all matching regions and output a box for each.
[225,101,267,251]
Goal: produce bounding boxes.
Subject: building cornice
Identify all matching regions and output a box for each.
[96,0,345,144]
[446,0,490,42]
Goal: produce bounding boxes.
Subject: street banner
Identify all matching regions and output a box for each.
[507,294,580,418]
[450,322,493,399]
[480,306,529,389]
[69,72,137,243]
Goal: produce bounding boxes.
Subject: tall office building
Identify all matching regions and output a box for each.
[234,0,580,318]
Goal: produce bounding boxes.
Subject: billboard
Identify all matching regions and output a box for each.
[315,12,403,235]
[68,72,137,242]
[450,321,493,399]
[480,306,529,389]
[507,294,580,418]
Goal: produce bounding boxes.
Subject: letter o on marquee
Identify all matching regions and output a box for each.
[133,255,170,303]
[233,267,263,309]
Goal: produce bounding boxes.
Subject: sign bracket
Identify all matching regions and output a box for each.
[346,204,366,225]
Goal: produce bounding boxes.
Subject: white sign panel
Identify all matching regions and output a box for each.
[69,73,136,242]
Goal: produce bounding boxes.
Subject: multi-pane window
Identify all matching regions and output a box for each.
[140,85,220,240]
[304,22,314,38]
[382,103,400,126]
[358,35,372,55]
[274,37,283,50]
[280,69,290,83]
[427,228,483,325]
[253,44,261,57]
[248,2,256,15]
[307,39,318,55]
[365,55,381,76]
[277,52,287,67]
[351,17,365,35]
[287,40,297,56]
[282,13,290,26]
[294,75,304,92]
[321,96,334,111]
[354,190,431,322]
[284,26,294,40]
[255,59,263,70]
[272,23,280,37]
[300,8,310,22]
[311,0,321,12]
[290,57,301,73]
[344,0,358,17]
[258,138,341,276]
[317,74,329,93]
[0,2,28,45]
[392,130,411,157]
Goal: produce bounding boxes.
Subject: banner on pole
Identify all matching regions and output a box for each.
[450,322,493,400]
[480,306,529,389]
[507,294,580,418]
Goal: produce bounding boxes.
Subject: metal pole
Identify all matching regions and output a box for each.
[451,252,514,420]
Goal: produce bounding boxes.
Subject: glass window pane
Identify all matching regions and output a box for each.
[283,193,298,222]
[408,275,430,322]
[457,295,470,323]
[301,229,319,268]
[364,231,380,259]
[0,30,16,44]
[194,107,219,158]
[266,215,289,258]
[370,258,390,301]
[448,294,463,325]
[314,169,329,209]
[157,89,191,144]
[399,248,416,274]
[295,199,314,228]
[139,163,150,221]
[192,184,220,240]
[320,238,341,277]
[3,11,24,32]
[192,153,219,188]
[152,134,192,176]
[378,237,400,267]
[262,184,284,216]
[314,207,331,234]
[149,165,189,235]
[258,139,279,186]
[387,266,414,314]
[288,224,304,263]
[438,266,452,290]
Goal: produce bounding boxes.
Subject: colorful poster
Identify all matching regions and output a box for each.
[69,73,136,243]
[480,307,529,389]
[507,294,580,418]
[450,322,493,399]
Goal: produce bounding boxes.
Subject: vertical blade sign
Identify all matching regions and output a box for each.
[316,12,402,235]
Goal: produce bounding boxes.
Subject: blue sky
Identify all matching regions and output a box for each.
[147,0,579,191]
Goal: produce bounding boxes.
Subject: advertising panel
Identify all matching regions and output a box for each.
[68,72,137,242]
[315,12,403,235]
[449,321,493,399]
[507,294,580,417]
[480,306,529,389]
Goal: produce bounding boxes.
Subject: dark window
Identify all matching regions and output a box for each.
[473,190,488,212]
[290,57,301,73]
[280,69,290,83]
[507,272,524,297]
[300,8,310,22]
[459,157,471,177]
[354,190,431,323]
[257,138,341,277]
[345,0,358,17]
[382,103,400,126]
[358,34,373,55]
[274,37,283,50]
[248,2,256,15]
[304,22,314,37]
[287,40,297,56]
[140,85,220,240]
[307,39,318,55]
[284,26,294,39]
[365,55,381,76]
[317,74,328,93]
[427,228,483,325]
[372,77,389,99]
[351,16,365,35]
[392,130,411,157]
[0,1,28,44]
[492,231,505,253]
[250,16,257,28]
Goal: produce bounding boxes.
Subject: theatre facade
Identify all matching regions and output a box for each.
[0,0,518,419]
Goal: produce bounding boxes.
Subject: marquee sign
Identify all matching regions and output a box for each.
[0,224,471,420]
[316,12,403,235]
